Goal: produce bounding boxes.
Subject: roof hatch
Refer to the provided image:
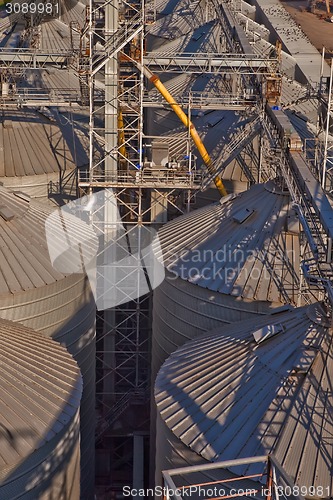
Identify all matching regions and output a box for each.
[233,207,254,224]
[0,206,15,221]
[252,324,284,344]
[13,191,30,202]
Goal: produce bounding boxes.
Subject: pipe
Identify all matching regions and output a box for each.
[164,455,268,476]
[118,110,127,158]
[140,64,227,196]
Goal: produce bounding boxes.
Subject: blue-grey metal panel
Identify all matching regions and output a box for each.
[155,302,332,497]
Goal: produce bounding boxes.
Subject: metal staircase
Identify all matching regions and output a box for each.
[262,108,333,305]
[96,388,146,444]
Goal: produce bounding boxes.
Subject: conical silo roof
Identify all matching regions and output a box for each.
[0,318,82,498]
[0,109,89,203]
[155,181,302,305]
[155,302,333,497]
[0,185,95,297]
[0,185,97,496]
[0,109,87,177]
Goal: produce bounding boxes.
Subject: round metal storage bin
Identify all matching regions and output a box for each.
[0,109,87,203]
[152,181,307,378]
[0,187,96,498]
[154,302,332,497]
[0,318,82,499]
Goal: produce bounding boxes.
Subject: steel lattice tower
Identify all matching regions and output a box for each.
[77,1,202,491]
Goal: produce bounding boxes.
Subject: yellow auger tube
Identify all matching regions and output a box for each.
[118,110,127,158]
[148,73,227,197]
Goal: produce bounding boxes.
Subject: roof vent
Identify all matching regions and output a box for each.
[192,31,205,41]
[13,191,30,202]
[233,208,254,224]
[0,206,15,221]
[207,115,224,127]
[253,324,283,344]
[271,304,293,314]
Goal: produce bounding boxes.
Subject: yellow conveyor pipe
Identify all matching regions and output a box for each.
[118,110,127,158]
[141,65,227,197]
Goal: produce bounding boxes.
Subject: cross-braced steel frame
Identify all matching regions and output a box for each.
[77,0,204,492]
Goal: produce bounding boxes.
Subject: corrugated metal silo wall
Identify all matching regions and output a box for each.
[151,273,274,484]
[155,414,265,498]
[152,272,274,382]
[155,412,207,488]
[0,274,96,499]
[0,411,81,499]
[2,173,76,203]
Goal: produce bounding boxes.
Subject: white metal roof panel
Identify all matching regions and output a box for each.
[40,19,72,51]
[24,68,80,92]
[147,0,191,16]
[148,72,228,104]
[60,0,86,27]
[282,84,319,125]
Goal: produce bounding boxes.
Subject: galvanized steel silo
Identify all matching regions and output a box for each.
[152,181,307,378]
[0,187,96,498]
[155,302,332,496]
[0,109,87,203]
[0,318,82,499]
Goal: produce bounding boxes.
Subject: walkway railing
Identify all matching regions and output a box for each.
[162,455,305,500]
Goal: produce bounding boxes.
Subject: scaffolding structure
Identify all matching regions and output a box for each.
[75,0,205,491]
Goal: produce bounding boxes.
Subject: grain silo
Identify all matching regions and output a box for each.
[0,186,96,498]
[0,109,88,203]
[0,318,82,499]
[155,302,332,497]
[152,180,309,378]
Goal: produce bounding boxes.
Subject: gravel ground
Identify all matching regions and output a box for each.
[282,0,333,54]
